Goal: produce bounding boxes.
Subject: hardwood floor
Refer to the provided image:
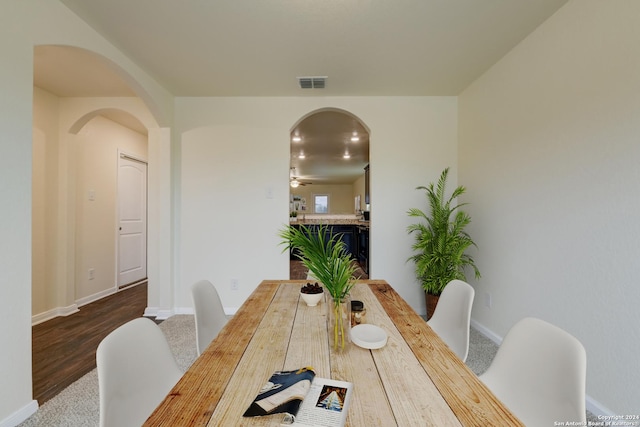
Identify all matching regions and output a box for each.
[290,260,369,280]
[31,282,148,404]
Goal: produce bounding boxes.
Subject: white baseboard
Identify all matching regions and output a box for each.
[31,287,118,326]
[31,304,79,326]
[471,318,615,419]
[32,286,148,325]
[154,309,175,320]
[470,318,503,345]
[144,307,159,318]
[75,287,116,308]
[585,396,615,418]
[0,400,38,427]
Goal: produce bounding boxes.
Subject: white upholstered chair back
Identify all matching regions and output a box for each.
[479,317,587,426]
[427,279,475,362]
[191,279,228,355]
[97,317,182,427]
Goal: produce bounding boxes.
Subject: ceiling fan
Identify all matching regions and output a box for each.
[290,176,312,188]
[289,167,312,187]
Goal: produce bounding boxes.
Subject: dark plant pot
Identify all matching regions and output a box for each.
[425,292,440,321]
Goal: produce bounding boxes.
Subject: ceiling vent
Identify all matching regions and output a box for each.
[297,76,327,89]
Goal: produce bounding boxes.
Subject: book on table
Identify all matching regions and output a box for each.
[243,367,353,427]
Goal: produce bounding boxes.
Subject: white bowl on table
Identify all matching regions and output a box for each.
[351,324,388,349]
[300,291,323,306]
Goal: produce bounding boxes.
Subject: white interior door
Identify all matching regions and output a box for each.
[117,153,147,287]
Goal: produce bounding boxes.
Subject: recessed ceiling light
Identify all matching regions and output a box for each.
[298,152,305,159]
[350,136,360,142]
[292,135,301,142]
[343,152,351,159]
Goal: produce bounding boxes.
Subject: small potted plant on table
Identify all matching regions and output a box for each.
[279,224,356,350]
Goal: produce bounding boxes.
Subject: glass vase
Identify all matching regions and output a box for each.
[328,294,351,351]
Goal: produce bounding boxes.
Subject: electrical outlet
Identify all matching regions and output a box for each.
[88,268,95,280]
[484,291,492,309]
[231,279,239,291]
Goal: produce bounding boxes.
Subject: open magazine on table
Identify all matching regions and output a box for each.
[243,367,353,427]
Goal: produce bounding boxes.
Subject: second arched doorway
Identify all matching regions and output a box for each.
[288,108,371,279]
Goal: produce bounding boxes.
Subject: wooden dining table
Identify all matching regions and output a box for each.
[144,280,523,426]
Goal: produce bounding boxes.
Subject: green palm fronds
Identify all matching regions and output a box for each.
[279,224,356,300]
[407,167,480,295]
[279,224,356,350]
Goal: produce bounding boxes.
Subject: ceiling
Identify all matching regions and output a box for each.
[56,0,567,97]
[290,110,369,185]
[33,45,147,134]
[36,0,567,183]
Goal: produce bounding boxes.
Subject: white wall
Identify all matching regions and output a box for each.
[0,5,37,424]
[174,97,458,313]
[459,0,640,415]
[291,183,358,214]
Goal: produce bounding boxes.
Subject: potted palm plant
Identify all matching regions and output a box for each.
[279,224,356,350]
[407,167,480,319]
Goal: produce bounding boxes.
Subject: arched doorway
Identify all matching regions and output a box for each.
[31,44,164,404]
[288,108,371,279]
[32,45,168,320]
[32,99,152,320]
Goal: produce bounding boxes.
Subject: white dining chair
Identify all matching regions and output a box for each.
[306,270,318,281]
[479,317,587,426]
[96,317,182,427]
[426,279,475,362]
[191,279,228,355]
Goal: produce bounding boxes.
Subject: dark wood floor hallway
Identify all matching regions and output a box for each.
[290,260,369,280]
[32,282,148,404]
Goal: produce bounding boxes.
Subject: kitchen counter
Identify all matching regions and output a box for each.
[288,219,369,274]
[290,218,369,226]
